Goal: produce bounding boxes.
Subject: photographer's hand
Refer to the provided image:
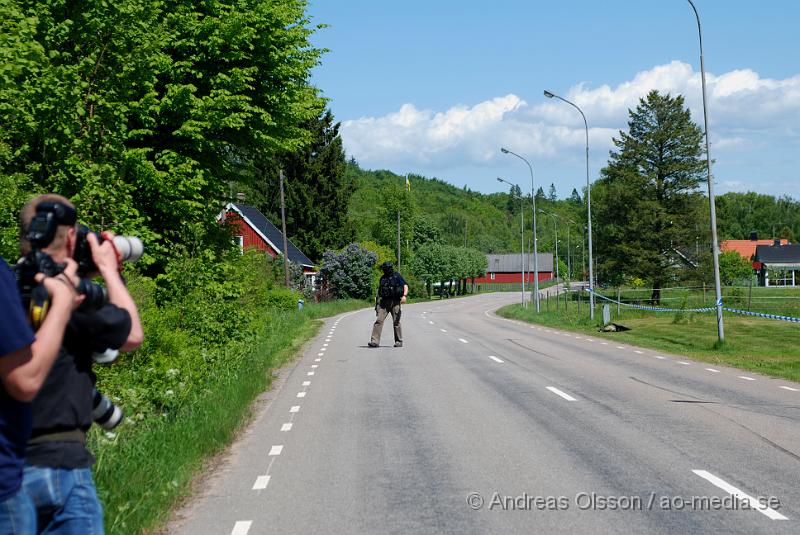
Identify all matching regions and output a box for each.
[87,232,143,351]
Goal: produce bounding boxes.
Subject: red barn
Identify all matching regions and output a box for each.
[218,203,316,275]
[474,253,554,285]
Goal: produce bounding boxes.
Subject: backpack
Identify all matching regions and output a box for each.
[379,273,404,299]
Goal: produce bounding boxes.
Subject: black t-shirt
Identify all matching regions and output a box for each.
[26,304,131,468]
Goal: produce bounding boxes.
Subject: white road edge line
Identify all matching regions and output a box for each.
[705,368,720,373]
[459,338,469,344]
[290,406,300,413]
[231,520,253,535]
[268,445,283,456]
[252,475,271,490]
[488,356,504,363]
[546,386,577,401]
[738,376,755,381]
[780,386,799,391]
[296,392,306,398]
[440,329,447,333]
[678,361,691,365]
[692,470,788,520]
[281,423,292,432]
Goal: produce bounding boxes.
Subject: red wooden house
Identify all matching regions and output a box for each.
[473,253,554,285]
[218,203,316,275]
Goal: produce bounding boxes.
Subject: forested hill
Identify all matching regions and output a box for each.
[346,164,533,255]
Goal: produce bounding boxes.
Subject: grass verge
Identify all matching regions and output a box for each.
[497,303,800,382]
[93,299,368,534]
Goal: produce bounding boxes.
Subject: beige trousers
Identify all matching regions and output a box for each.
[370,299,402,345]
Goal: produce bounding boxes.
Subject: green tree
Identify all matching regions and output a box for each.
[548,183,557,202]
[718,251,754,285]
[595,90,706,303]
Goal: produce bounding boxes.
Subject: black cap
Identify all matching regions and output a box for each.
[380,261,394,271]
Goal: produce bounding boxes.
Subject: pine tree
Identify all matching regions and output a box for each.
[548,183,557,202]
[595,90,706,303]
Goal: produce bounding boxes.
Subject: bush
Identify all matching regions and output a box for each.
[319,243,377,299]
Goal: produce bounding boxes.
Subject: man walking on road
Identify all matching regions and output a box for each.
[369,262,408,348]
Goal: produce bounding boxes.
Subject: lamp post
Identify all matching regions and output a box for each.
[687,0,725,343]
[501,148,540,312]
[498,177,526,307]
[544,89,595,320]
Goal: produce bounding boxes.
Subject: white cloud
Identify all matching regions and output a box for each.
[340,61,800,182]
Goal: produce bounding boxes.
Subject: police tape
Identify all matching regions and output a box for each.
[586,289,800,322]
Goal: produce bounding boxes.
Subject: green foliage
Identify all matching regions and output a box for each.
[716,191,800,241]
[595,90,706,291]
[319,243,377,300]
[718,250,754,285]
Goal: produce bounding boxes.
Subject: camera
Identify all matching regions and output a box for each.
[92,389,123,430]
[73,224,143,276]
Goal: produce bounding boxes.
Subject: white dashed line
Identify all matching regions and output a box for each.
[297,392,307,398]
[585,338,594,342]
[488,356,504,363]
[311,364,318,368]
[459,338,469,344]
[317,352,324,356]
[268,445,284,456]
[429,321,434,325]
[705,368,721,373]
[738,376,755,381]
[601,342,609,345]
[616,346,625,349]
[281,423,293,432]
[315,358,321,362]
[654,356,667,360]
[290,406,300,413]
[678,361,691,365]
[780,386,799,392]
[692,470,787,520]
[231,520,252,535]
[323,343,329,347]
[302,381,311,386]
[546,386,577,401]
[307,372,315,376]
[252,475,271,490]
[440,329,447,333]
[634,350,644,354]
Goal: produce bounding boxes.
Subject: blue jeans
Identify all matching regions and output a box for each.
[0,489,36,535]
[19,466,104,535]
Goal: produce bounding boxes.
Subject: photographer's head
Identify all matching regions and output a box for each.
[380,261,394,275]
[19,194,77,261]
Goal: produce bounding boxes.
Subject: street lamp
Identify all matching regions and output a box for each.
[498,177,526,307]
[501,148,540,312]
[687,0,725,343]
[539,209,560,284]
[544,89,595,320]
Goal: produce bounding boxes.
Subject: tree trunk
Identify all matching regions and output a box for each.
[651,284,662,306]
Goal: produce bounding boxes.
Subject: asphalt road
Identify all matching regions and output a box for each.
[169,293,800,534]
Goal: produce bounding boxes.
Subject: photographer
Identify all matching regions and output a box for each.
[0,255,81,531]
[17,194,143,534]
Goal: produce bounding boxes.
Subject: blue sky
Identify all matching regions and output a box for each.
[306,0,799,199]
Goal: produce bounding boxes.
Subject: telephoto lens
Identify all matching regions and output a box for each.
[112,236,144,263]
[92,389,123,430]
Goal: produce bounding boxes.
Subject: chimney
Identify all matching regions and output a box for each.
[749,231,758,241]
[236,192,246,203]
[774,239,781,247]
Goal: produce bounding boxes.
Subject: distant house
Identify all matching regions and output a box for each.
[721,234,788,263]
[754,241,800,287]
[473,253,554,285]
[218,203,315,275]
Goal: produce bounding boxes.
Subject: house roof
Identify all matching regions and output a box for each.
[755,244,800,267]
[722,239,788,260]
[221,203,314,268]
[487,253,554,273]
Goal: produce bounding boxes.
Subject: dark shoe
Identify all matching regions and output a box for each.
[394,342,403,347]
[368,342,379,348]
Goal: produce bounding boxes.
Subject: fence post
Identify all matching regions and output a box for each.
[617,287,621,318]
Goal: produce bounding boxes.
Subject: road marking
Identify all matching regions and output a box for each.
[281,423,293,432]
[546,386,577,401]
[634,350,644,354]
[311,364,318,368]
[268,445,283,456]
[692,470,787,520]
[488,356,504,363]
[459,338,469,344]
[315,358,321,362]
[738,376,755,381]
[231,521,252,535]
[320,347,326,352]
[780,386,799,392]
[616,346,625,349]
[440,329,447,333]
[323,343,329,347]
[297,392,306,398]
[705,368,720,373]
[252,475,271,490]
[678,361,691,365]
[601,342,609,345]
[317,352,324,356]
[307,371,315,376]
[585,338,594,342]
[290,406,300,413]
[325,338,331,342]
[654,356,666,360]
[429,320,434,325]
[302,381,311,386]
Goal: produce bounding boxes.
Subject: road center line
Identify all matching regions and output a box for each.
[290,406,300,413]
[281,423,292,432]
[634,350,644,354]
[459,338,469,344]
[231,520,253,535]
[738,376,755,381]
[440,328,447,333]
[488,356,504,363]
[692,470,787,520]
[678,361,691,365]
[705,368,720,373]
[252,475,271,490]
[302,381,311,386]
[296,392,306,398]
[654,356,666,360]
[546,386,577,401]
[311,364,318,368]
[307,371,314,376]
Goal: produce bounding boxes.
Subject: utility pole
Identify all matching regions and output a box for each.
[397,211,401,271]
[279,169,290,288]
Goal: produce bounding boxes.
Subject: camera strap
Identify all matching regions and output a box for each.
[28,429,87,445]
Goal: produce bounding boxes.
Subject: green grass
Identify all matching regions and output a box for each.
[497,300,800,383]
[92,299,368,535]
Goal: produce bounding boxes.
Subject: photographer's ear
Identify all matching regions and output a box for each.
[65,226,77,257]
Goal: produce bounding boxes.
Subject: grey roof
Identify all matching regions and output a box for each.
[755,244,800,266]
[487,253,554,273]
[230,203,314,267]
